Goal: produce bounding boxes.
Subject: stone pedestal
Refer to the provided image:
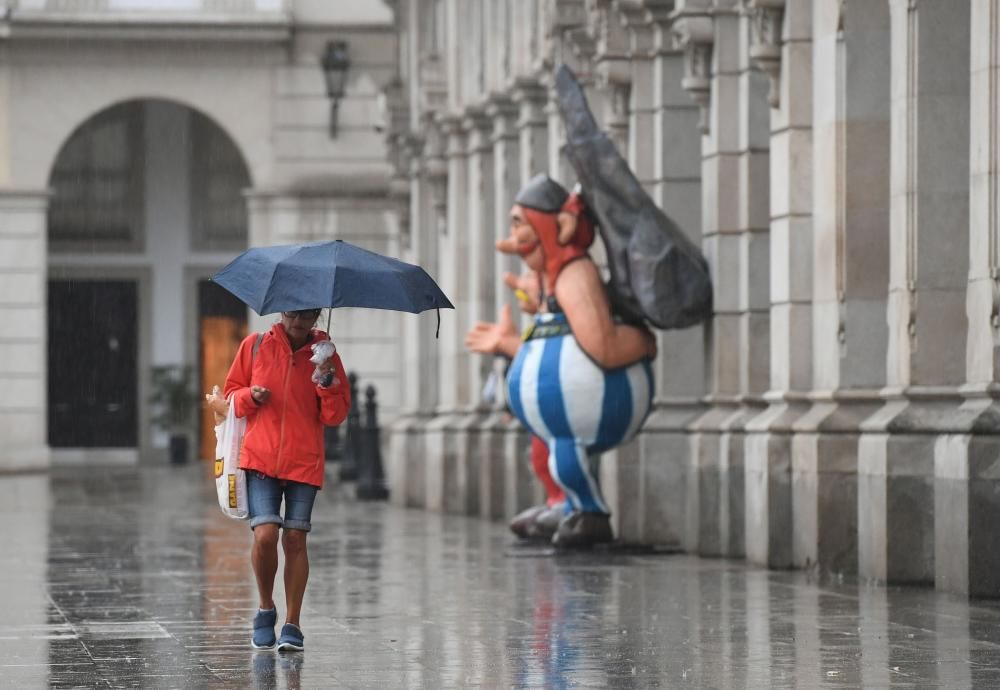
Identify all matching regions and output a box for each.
[501,416,536,522]
[636,402,703,548]
[448,412,482,515]
[687,404,748,558]
[423,413,455,513]
[791,394,881,575]
[475,410,507,521]
[745,399,809,569]
[0,190,50,472]
[933,395,1000,597]
[600,437,641,543]
[858,395,962,585]
[385,414,426,509]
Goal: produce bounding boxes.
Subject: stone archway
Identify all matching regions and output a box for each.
[45,98,252,463]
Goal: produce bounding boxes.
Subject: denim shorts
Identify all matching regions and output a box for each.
[246,471,318,532]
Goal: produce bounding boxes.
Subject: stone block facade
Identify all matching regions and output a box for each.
[0,2,401,466]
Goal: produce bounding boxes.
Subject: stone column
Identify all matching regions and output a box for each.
[792,0,890,576]
[729,2,774,568]
[463,108,495,408]
[674,0,746,558]
[387,118,443,510]
[601,3,704,548]
[637,4,706,548]
[744,0,812,570]
[513,78,550,187]
[857,0,970,585]
[477,94,521,522]
[503,78,549,520]
[455,107,495,518]
[934,0,1000,597]
[0,190,50,471]
[436,114,467,412]
[597,3,654,544]
[424,113,467,513]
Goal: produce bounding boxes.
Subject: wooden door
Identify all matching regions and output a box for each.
[198,281,247,461]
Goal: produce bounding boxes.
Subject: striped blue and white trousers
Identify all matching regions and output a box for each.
[506,317,654,515]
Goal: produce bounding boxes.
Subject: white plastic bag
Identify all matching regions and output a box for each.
[309,340,337,385]
[214,397,249,520]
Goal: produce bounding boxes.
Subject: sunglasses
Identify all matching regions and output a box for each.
[282,309,322,320]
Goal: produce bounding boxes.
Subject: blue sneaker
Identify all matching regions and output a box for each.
[251,608,277,649]
[276,623,304,652]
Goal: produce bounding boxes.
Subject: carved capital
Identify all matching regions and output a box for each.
[462,106,493,155]
[422,116,449,216]
[589,0,632,86]
[553,0,589,29]
[670,4,714,133]
[641,0,676,23]
[437,114,466,160]
[615,0,650,29]
[511,77,549,130]
[745,0,785,108]
[615,0,660,59]
[484,94,519,143]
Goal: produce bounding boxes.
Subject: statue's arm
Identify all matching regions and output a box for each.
[556,259,656,368]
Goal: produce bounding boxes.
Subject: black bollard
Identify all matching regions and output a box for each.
[338,372,361,481]
[356,384,389,501]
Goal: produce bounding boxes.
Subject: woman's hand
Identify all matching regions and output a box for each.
[250,385,271,405]
[205,385,229,424]
[315,357,339,388]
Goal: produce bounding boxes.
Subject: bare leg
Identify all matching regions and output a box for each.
[282,529,309,625]
[251,524,280,610]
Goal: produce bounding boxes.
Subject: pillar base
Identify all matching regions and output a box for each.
[791,392,881,576]
[635,401,704,548]
[858,392,964,585]
[745,397,809,569]
[502,416,536,522]
[0,444,50,473]
[386,414,424,508]
[934,394,1000,597]
[476,411,508,521]
[688,401,750,558]
[423,413,458,513]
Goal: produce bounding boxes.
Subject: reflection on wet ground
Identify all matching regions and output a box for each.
[2,465,1000,688]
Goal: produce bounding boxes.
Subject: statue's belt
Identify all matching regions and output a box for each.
[522,321,573,341]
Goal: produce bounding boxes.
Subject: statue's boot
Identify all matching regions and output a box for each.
[530,504,564,538]
[509,505,547,539]
[551,511,614,549]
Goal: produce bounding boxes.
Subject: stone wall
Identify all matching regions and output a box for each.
[382,0,1000,598]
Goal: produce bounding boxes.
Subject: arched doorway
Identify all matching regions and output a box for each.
[46,99,251,462]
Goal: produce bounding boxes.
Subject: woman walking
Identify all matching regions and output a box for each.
[224,308,350,651]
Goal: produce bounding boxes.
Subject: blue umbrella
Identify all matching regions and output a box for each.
[212,240,453,333]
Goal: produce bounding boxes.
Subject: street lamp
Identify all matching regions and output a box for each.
[321,40,351,138]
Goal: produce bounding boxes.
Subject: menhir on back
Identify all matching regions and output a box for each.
[554,64,713,330]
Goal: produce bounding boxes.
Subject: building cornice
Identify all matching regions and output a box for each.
[3,18,291,43]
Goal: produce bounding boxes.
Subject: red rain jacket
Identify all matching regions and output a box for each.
[224,324,350,488]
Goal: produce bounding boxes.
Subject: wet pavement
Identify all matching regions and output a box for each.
[2,465,1000,688]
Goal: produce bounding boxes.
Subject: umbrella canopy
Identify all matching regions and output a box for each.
[211,240,454,316]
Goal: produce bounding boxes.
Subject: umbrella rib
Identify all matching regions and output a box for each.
[263,258,283,314]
